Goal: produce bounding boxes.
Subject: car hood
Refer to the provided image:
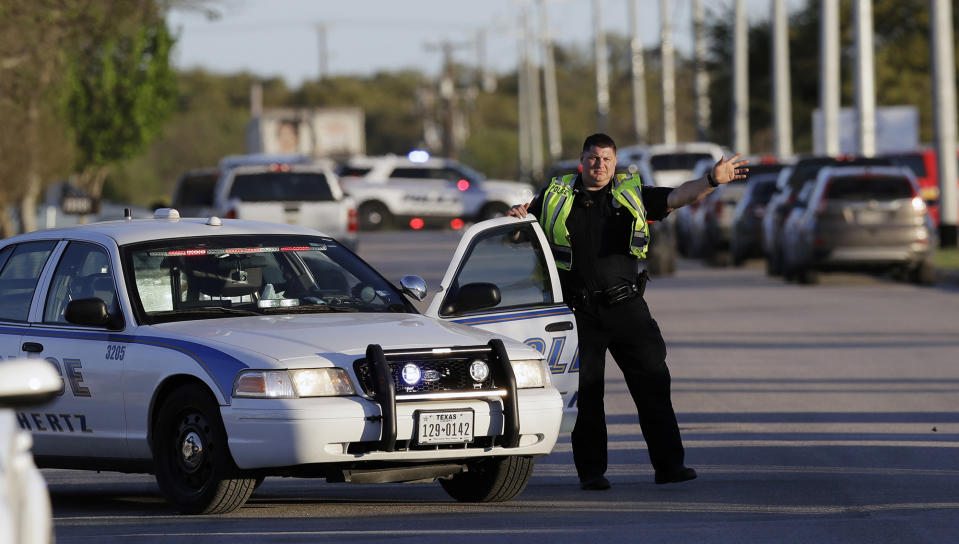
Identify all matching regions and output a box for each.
[151,313,538,366]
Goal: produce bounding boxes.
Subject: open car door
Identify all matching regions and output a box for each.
[425,216,578,431]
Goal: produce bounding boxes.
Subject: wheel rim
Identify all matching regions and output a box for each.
[172,412,214,493]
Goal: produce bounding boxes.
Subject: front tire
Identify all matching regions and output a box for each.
[440,456,534,502]
[153,384,256,514]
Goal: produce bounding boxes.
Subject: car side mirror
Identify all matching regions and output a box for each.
[0,358,61,409]
[65,298,124,330]
[442,282,501,315]
[399,275,427,301]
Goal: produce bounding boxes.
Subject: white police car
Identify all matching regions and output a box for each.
[0,210,578,514]
[338,153,535,230]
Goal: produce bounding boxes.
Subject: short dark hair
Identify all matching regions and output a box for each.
[582,133,617,153]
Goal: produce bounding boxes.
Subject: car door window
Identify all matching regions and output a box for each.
[43,242,118,324]
[0,241,57,322]
[440,224,553,316]
[389,167,426,179]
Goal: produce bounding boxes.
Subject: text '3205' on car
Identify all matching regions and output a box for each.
[0,209,578,514]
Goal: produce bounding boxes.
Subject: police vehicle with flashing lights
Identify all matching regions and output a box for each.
[337,152,535,230]
[0,209,579,514]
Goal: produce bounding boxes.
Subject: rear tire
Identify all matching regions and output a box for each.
[766,250,782,276]
[478,202,510,221]
[797,266,820,285]
[911,259,937,285]
[358,202,392,231]
[153,384,256,514]
[440,456,534,502]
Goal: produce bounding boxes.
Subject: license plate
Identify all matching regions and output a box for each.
[857,210,884,225]
[416,410,474,444]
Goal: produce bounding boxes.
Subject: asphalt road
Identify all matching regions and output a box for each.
[46,230,959,543]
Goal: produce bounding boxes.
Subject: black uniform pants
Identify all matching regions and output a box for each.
[570,295,686,481]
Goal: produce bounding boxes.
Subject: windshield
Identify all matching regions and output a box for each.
[825,176,916,202]
[123,235,413,324]
[229,172,334,201]
[650,153,714,172]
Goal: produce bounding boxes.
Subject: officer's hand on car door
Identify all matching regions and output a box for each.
[507,202,532,219]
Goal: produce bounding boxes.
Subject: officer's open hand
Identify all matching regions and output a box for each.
[713,153,750,185]
[507,202,531,219]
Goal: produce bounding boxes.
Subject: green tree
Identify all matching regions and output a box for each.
[65,1,177,212]
[0,0,82,235]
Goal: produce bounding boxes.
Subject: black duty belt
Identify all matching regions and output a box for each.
[573,274,647,307]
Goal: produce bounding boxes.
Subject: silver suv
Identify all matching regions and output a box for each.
[781,166,936,284]
[338,154,535,230]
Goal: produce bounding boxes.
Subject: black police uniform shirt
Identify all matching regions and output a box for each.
[527,175,672,296]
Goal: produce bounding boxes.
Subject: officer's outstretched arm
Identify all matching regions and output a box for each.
[666,153,749,209]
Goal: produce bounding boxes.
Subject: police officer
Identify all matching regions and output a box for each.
[508,133,748,490]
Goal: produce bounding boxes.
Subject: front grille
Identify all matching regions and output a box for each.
[354,356,497,396]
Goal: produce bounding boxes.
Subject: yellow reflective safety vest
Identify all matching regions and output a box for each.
[539,173,649,271]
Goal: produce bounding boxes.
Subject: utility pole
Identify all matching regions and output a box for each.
[314,23,329,81]
[931,0,958,247]
[628,0,648,145]
[732,0,749,153]
[476,29,496,93]
[692,0,710,142]
[424,40,472,159]
[771,0,793,158]
[660,0,676,145]
[540,0,562,161]
[854,0,876,157]
[525,10,544,181]
[593,0,609,131]
[820,0,840,156]
[518,9,532,183]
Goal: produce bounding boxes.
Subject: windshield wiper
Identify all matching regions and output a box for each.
[159,306,263,317]
[260,303,359,314]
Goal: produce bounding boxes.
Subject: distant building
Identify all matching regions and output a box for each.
[246,107,366,159]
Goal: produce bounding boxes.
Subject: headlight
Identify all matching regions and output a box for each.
[511,359,551,388]
[290,369,356,396]
[233,369,355,398]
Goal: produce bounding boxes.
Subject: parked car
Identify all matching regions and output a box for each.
[338,154,534,230]
[1,358,61,544]
[0,211,577,514]
[731,170,782,265]
[762,156,893,276]
[780,166,936,284]
[626,142,726,188]
[170,168,219,217]
[673,158,716,259]
[880,148,959,227]
[172,158,357,251]
[693,162,788,266]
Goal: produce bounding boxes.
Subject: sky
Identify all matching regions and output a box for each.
[166,0,803,87]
